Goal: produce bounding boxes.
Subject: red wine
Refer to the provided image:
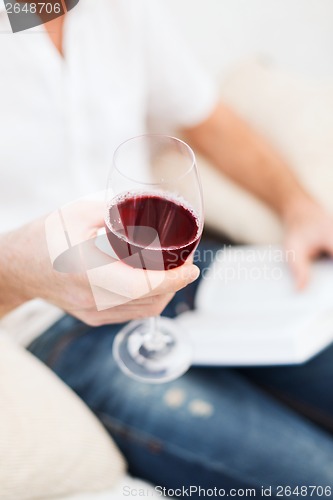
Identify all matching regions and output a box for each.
[105,193,201,270]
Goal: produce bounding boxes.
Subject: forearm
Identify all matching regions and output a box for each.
[0,216,73,318]
[0,227,36,317]
[183,102,314,221]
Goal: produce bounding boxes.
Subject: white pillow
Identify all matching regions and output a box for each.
[0,333,126,500]
[200,59,333,243]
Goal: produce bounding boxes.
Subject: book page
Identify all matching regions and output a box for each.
[177,245,333,365]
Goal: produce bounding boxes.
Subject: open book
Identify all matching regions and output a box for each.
[175,245,333,366]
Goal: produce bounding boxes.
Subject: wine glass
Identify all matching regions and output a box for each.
[104,134,203,383]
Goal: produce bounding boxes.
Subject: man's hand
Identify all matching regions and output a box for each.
[284,198,333,289]
[0,201,200,325]
[183,102,333,289]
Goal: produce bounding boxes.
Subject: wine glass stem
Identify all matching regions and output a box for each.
[144,316,166,351]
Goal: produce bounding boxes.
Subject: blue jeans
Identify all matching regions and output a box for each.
[28,243,333,497]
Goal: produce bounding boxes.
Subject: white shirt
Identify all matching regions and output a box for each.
[0,0,217,345]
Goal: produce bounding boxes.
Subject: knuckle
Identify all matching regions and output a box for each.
[144,293,174,316]
[131,303,161,319]
[80,294,95,311]
[149,300,166,316]
[166,276,188,294]
[135,310,147,320]
[65,280,95,311]
[146,294,160,305]
[80,313,103,327]
[131,308,148,320]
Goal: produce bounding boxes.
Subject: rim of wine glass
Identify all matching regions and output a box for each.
[112,134,197,186]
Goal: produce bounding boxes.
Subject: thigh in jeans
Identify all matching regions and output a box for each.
[29,316,333,495]
[241,343,333,433]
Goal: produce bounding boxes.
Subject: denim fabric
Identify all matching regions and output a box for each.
[28,243,333,497]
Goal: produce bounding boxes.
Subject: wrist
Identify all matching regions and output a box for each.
[0,219,45,316]
[0,234,27,317]
[279,192,319,227]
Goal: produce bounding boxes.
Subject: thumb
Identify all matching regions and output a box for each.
[286,240,310,290]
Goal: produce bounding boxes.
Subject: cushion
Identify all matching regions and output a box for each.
[61,476,171,500]
[0,333,126,500]
[200,59,333,243]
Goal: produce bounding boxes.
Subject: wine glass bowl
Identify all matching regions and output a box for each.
[105,135,203,383]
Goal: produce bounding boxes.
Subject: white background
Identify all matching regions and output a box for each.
[168,0,333,80]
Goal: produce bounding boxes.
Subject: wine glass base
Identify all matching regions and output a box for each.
[112,317,193,383]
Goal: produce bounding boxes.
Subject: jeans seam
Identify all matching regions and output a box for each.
[255,385,333,433]
[98,412,261,489]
